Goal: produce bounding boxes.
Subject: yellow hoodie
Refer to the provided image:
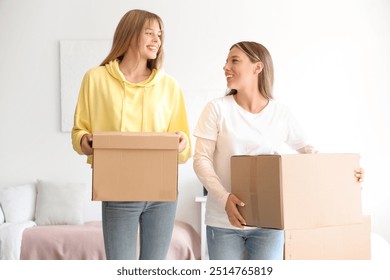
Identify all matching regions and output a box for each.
[72,59,191,164]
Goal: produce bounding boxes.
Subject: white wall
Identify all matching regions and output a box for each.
[1,0,389,242]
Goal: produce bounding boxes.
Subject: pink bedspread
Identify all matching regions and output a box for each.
[20,220,200,260]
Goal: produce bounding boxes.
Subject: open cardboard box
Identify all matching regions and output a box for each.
[92,131,179,201]
[231,153,363,229]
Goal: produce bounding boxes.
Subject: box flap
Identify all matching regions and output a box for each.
[255,155,283,228]
[92,131,179,150]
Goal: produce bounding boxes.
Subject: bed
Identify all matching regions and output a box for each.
[19,220,200,260]
[0,181,201,260]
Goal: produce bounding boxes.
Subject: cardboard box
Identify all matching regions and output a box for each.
[284,216,371,260]
[231,153,363,229]
[92,131,179,201]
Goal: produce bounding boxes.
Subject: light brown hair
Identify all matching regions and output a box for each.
[226,41,274,99]
[100,9,164,70]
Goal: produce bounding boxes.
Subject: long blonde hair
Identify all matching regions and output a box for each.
[100,9,164,70]
[226,41,274,99]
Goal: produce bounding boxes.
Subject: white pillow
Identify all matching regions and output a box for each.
[35,180,87,225]
[0,183,37,223]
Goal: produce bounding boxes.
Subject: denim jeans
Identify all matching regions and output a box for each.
[206,225,284,260]
[102,201,177,260]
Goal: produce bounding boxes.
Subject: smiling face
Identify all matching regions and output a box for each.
[223,46,261,92]
[138,19,162,60]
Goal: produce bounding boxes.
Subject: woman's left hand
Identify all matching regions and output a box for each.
[355,168,364,182]
[175,131,187,153]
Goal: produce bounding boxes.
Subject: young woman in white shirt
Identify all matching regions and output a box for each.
[193,41,363,260]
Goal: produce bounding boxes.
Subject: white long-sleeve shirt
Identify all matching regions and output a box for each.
[193,95,308,229]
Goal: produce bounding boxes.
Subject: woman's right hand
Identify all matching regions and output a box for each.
[175,131,188,153]
[225,194,246,229]
[298,145,317,154]
[81,134,93,155]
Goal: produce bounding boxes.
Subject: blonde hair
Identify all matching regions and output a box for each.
[100,9,164,70]
[227,41,274,99]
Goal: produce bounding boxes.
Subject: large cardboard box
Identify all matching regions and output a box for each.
[231,153,363,229]
[92,132,179,201]
[284,216,371,260]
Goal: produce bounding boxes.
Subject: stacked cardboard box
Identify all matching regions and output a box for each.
[231,153,370,260]
[92,131,179,202]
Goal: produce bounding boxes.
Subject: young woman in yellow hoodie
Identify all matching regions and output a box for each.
[72,9,191,260]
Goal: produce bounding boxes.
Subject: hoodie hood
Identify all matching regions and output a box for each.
[105,59,164,87]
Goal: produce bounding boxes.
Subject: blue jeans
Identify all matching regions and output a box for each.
[207,226,284,260]
[102,201,177,260]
